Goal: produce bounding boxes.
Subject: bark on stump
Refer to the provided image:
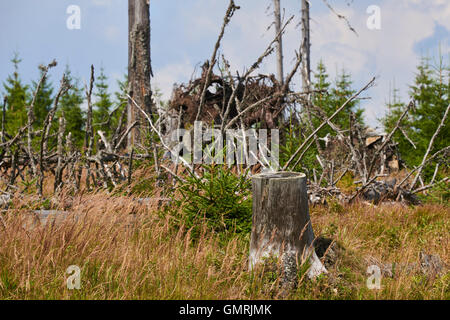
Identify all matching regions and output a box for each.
[249,172,327,281]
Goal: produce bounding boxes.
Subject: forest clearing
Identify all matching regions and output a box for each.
[0,0,448,302]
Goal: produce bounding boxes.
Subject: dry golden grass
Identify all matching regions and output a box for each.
[0,187,448,300]
[0,193,253,300]
[310,201,449,299]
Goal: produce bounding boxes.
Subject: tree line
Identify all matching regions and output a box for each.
[2,52,448,176]
[2,53,128,149]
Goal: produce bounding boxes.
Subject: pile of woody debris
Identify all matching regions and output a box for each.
[303,100,449,206]
[360,179,420,205]
[168,62,285,131]
[320,125,403,177]
[322,126,422,204]
[307,122,411,205]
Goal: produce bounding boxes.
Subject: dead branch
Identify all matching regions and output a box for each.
[366,101,414,181]
[410,103,450,191]
[196,0,240,121]
[321,0,358,36]
[283,77,376,170]
[412,177,449,194]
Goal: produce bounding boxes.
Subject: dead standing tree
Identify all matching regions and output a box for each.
[299,0,358,160]
[301,0,322,156]
[128,0,153,147]
[273,0,284,86]
[300,0,311,89]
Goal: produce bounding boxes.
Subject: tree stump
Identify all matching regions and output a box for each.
[249,172,327,280]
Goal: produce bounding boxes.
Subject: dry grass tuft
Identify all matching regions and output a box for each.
[0,189,448,300]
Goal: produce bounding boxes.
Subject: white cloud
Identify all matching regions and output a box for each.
[91,0,115,8]
[104,25,121,42]
[152,59,195,101]
[151,0,448,127]
[221,5,275,74]
[301,0,449,126]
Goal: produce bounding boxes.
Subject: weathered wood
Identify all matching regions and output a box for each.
[20,210,70,231]
[128,0,153,147]
[273,0,284,85]
[249,172,327,280]
[300,0,322,157]
[300,0,311,89]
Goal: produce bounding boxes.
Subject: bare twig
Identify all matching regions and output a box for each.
[412,177,449,194]
[366,101,414,181]
[127,94,198,178]
[397,146,450,188]
[283,77,376,170]
[321,0,358,36]
[399,127,417,149]
[196,0,240,121]
[410,103,450,190]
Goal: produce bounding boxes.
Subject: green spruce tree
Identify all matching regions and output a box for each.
[382,82,410,162]
[58,65,85,147]
[112,74,128,133]
[331,68,364,129]
[409,56,449,165]
[382,55,449,181]
[93,67,113,136]
[2,53,30,135]
[312,61,364,138]
[31,67,54,128]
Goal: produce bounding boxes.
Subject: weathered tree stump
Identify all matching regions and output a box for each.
[249,172,327,280]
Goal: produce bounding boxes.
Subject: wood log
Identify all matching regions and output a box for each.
[249,172,327,280]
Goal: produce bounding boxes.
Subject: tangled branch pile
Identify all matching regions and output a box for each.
[169,63,284,129]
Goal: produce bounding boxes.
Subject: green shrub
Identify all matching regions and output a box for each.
[418,180,450,206]
[175,165,252,237]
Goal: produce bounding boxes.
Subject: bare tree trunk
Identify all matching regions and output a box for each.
[273,0,284,85]
[128,0,153,148]
[300,0,311,87]
[301,0,322,155]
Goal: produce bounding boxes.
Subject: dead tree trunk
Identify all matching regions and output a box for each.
[128,0,153,148]
[273,0,284,85]
[249,172,327,280]
[301,0,322,155]
[300,0,311,88]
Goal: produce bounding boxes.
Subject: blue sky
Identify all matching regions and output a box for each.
[0,0,449,128]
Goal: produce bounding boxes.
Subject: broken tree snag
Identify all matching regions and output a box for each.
[128,0,153,147]
[249,172,327,280]
[273,0,284,85]
[300,0,311,87]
